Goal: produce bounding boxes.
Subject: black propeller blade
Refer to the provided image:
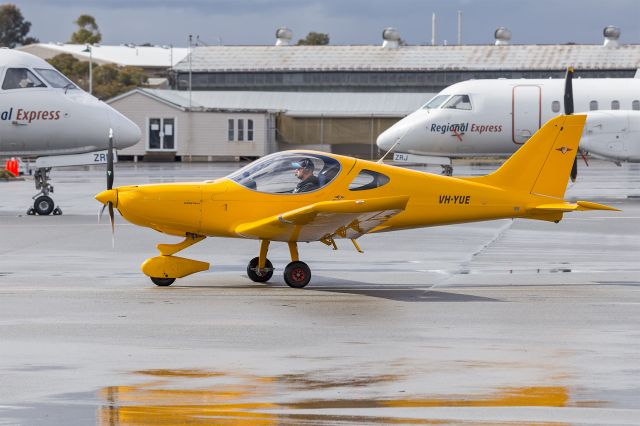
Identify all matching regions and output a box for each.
[98,129,116,246]
[107,128,115,245]
[564,67,578,182]
[564,67,574,116]
[107,128,114,191]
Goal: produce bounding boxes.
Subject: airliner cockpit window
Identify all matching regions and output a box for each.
[2,68,46,90]
[35,68,77,89]
[228,152,341,194]
[442,94,472,110]
[422,94,450,109]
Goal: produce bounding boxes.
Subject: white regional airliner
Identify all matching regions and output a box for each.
[0,48,140,215]
[377,77,640,174]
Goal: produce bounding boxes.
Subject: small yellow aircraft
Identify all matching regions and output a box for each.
[96,111,618,288]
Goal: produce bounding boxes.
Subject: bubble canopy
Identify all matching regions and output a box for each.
[227,152,341,194]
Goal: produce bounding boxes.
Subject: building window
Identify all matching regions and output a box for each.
[247,119,254,141]
[228,119,234,141]
[633,100,640,111]
[148,118,175,151]
[238,119,244,141]
[589,100,598,111]
[611,100,620,110]
[551,100,560,113]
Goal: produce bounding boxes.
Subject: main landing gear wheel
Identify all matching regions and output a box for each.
[247,257,274,282]
[150,277,176,286]
[284,261,311,288]
[33,195,55,216]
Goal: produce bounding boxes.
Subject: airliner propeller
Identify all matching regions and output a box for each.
[564,67,579,183]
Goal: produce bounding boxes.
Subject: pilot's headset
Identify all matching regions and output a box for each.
[293,158,315,172]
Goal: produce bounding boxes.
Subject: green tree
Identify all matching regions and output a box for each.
[0,4,38,48]
[296,32,329,46]
[69,14,101,44]
[47,54,147,100]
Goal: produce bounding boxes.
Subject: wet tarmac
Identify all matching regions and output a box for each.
[0,159,639,425]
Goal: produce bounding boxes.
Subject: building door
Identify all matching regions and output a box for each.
[512,85,541,144]
[148,118,176,151]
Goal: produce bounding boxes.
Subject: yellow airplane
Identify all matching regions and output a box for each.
[96,113,618,288]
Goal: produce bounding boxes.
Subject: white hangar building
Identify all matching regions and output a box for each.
[109,88,429,161]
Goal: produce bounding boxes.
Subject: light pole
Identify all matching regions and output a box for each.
[82,45,93,94]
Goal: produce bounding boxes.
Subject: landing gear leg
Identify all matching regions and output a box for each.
[27,167,62,215]
[283,241,311,288]
[441,164,453,176]
[247,239,274,282]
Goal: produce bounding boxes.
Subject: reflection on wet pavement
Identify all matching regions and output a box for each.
[99,369,578,425]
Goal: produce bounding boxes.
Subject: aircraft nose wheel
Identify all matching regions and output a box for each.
[247,257,274,282]
[150,277,176,286]
[284,261,311,288]
[32,195,55,215]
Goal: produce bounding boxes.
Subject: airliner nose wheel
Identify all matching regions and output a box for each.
[284,261,311,288]
[27,168,62,215]
[150,277,176,286]
[247,257,274,282]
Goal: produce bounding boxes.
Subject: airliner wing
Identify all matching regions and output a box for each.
[235,195,409,242]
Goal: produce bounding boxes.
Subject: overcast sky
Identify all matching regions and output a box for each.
[17,0,640,47]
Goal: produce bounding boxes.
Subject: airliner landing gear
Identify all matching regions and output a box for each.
[441,165,453,176]
[27,167,62,215]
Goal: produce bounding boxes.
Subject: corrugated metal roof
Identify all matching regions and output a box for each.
[128,89,431,116]
[18,43,189,68]
[173,44,640,72]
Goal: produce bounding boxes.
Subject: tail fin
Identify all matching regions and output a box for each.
[477,114,586,198]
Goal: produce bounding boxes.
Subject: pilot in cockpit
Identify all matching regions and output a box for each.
[292,158,319,193]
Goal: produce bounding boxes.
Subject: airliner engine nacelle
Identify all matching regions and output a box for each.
[582,110,640,163]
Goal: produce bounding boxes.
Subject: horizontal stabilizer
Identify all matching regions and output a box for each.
[533,200,620,212]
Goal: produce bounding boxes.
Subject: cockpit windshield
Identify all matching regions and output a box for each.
[227,152,341,194]
[421,94,450,109]
[2,68,47,90]
[442,94,472,110]
[35,68,77,89]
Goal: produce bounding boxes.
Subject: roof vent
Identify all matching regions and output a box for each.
[382,27,401,49]
[275,27,292,46]
[494,27,511,45]
[603,25,620,48]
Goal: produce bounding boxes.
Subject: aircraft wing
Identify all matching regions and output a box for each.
[235,195,410,242]
[533,200,620,212]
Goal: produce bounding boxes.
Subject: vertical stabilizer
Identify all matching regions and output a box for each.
[477,115,586,199]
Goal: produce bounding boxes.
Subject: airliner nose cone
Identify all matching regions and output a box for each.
[95,189,117,205]
[108,109,141,149]
[376,127,399,151]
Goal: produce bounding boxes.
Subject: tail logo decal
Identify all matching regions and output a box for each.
[556,146,573,154]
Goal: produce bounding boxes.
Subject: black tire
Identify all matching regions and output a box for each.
[284,261,311,288]
[33,195,54,216]
[151,277,175,286]
[247,257,274,282]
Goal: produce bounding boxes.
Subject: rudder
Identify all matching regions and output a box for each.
[477,115,586,199]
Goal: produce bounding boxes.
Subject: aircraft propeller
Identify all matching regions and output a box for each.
[99,128,116,246]
[564,67,579,183]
